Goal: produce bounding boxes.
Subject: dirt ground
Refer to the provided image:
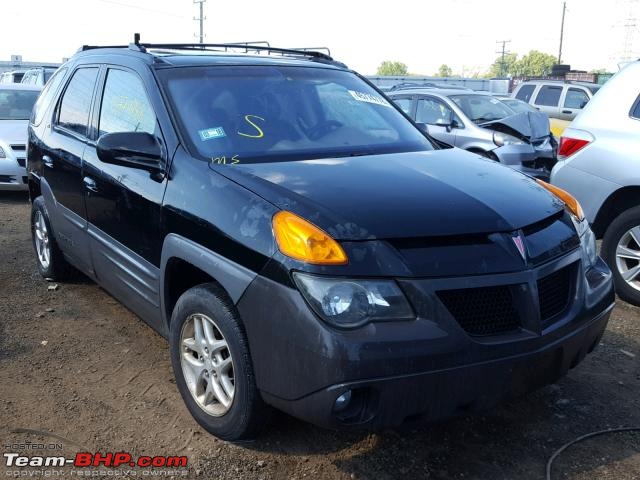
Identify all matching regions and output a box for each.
[1,191,639,480]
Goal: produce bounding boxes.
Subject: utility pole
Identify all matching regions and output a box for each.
[496,40,511,77]
[558,1,566,63]
[194,0,206,44]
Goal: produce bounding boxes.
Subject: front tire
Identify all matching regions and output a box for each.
[169,283,268,440]
[31,196,73,281]
[602,205,640,306]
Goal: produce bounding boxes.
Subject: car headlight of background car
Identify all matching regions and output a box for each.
[493,132,526,147]
[293,273,414,328]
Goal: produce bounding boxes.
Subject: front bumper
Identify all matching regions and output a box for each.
[494,141,556,180]
[0,155,28,191]
[237,253,614,430]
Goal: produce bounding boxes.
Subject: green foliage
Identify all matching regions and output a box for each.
[436,64,453,77]
[376,61,409,76]
[489,53,518,77]
[488,50,557,77]
[517,50,557,77]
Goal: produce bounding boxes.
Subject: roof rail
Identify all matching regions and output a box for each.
[78,34,341,66]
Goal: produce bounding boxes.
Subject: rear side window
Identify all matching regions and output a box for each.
[564,88,590,109]
[32,67,67,126]
[534,86,562,107]
[98,69,156,137]
[57,67,99,137]
[632,97,640,119]
[515,84,536,102]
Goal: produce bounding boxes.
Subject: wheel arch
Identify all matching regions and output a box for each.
[160,234,258,332]
[592,186,640,238]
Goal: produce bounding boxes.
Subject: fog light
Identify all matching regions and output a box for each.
[333,390,352,412]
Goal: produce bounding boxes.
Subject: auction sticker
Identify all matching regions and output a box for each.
[198,126,226,141]
[348,90,391,107]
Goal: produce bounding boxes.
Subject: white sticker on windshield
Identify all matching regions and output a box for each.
[198,127,226,141]
[348,90,391,108]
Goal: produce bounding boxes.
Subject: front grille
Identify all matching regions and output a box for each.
[437,285,521,336]
[10,144,26,152]
[17,158,26,167]
[538,262,577,325]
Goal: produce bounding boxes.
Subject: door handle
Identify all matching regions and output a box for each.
[42,155,53,168]
[83,176,98,193]
[562,110,572,114]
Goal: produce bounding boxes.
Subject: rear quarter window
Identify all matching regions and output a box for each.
[515,84,536,103]
[56,67,99,137]
[32,67,67,126]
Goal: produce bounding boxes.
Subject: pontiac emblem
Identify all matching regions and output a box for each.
[512,234,527,261]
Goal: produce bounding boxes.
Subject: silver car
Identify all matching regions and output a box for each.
[512,80,600,121]
[0,84,41,191]
[551,60,640,306]
[388,88,556,179]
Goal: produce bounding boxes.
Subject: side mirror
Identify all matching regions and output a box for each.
[434,118,454,132]
[96,132,164,172]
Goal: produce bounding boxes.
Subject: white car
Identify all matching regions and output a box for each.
[0,84,41,191]
[551,60,640,305]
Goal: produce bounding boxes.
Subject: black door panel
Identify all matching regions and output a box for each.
[41,66,99,273]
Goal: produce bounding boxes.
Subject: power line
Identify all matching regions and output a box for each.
[194,0,206,44]
[496,40,511,77]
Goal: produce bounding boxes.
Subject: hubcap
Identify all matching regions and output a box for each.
[615,226,640,292]
[180,313,235,416]
[34,211,51,270]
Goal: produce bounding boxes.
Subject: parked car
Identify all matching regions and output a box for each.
[0,84,41,190]
[552,60,640,306]
[512,80,600,121]
[388,88,557,179]
[21,67,59,87]
[494,96,538,113]
[495,96,570,138]
[0,69,28,84]
[28,41,614,440]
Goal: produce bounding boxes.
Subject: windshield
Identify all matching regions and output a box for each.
[159,66,433,164]
[501,98,537,113]
[0,89,39,120]
[449,94,515,124]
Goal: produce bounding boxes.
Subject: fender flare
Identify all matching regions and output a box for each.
[159,233,258,328]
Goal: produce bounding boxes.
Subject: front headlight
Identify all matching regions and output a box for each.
[578,220,598,268]
[493,131,525,146]
[293,273,414,328]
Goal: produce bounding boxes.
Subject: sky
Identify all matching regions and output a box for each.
[1,0,638,75]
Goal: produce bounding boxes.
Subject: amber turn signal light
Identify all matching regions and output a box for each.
[272,211,348,265]
[536,179,585,221]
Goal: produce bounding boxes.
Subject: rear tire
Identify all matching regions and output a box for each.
[169,283,269,440]
[601,205,640,306]
[31,196,74,281]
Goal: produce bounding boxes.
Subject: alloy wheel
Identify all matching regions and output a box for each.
[615,226,640,292]
[34,210,51,270]
[180,313,235,416]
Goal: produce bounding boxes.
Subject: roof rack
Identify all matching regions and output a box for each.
[80,34,337,64]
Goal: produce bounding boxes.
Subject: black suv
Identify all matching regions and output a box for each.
[27,40,615,440]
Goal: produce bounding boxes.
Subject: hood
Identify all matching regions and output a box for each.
[0,119,29,145]
[481,111,550,141]
[211,149,564,241]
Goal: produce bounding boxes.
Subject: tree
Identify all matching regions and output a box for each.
[436,64,453,77]
[488,53,518,77]
[376,61,408,76]
[515,50,556,77]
